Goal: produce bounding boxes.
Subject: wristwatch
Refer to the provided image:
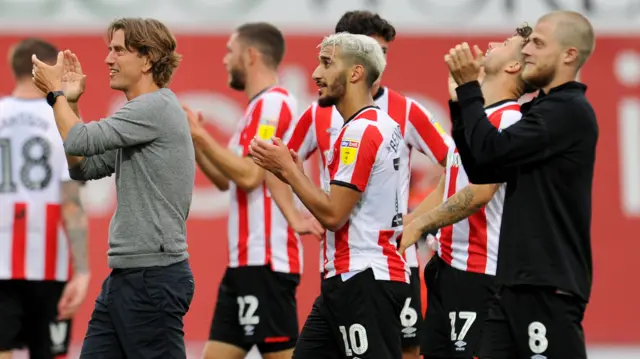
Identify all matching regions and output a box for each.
[46,91,65,107]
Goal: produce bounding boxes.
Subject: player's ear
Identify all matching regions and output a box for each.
[563,47,579,66]
[350,64,365,84]
[505,61,522,74]
[246,47,258,67]
[141,55,152,73]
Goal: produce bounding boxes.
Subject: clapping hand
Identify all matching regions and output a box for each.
[61,50,86,102]
[445,42,485,86]
[32,51,64,94]
[249,137,299,184]
[182,105,207,138]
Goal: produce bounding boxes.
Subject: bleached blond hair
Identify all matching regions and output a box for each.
[318,32,386,86]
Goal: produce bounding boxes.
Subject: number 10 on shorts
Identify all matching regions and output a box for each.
[339,324,368,356]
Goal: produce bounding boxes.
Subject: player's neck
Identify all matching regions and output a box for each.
[245,67,278,101]
[12,80,45,99]
[370,82,382,97]
[541,69,578,94]
[336,87,376,123]
[125,78,160,101]
[481,75,519,106]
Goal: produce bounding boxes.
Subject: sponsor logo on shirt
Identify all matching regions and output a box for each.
[340,139,359,165]
[257,118,277,141]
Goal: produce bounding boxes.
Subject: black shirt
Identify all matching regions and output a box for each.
[452,81,598,302]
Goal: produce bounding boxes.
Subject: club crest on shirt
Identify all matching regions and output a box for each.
[257,118,277,141]
[340,139,360,165]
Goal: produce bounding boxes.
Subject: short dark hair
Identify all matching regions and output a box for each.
[107,18,182,88]
[335,11,396,42]
[10,38,58,79]
[236,22,286,69]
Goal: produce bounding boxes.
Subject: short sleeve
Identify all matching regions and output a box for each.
[487,107,523,131]
[405,100,451,165]
[242,92,295,156]
[329,124,383,192]
[284,104,318,160]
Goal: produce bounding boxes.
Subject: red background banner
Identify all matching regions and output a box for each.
[1,34,638,344]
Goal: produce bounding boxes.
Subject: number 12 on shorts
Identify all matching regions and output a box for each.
[237,295,260,326]
[448,311,476,342]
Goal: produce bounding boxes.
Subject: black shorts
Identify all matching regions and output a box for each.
[322,268,423,349]
[294,268,409,359]
[422,255,494,358]
[0,280,72,359]
[79,260,195,359]
[209,265,300,353]
[400,267,422,348]
[478,285,587,359]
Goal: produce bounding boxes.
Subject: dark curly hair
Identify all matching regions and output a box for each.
[515,23,533,41]
[335,11,396,42]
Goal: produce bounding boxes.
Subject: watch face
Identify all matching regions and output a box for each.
[47,91,62,106]
[47,91,55,105]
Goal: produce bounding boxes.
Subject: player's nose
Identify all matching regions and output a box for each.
[105,52,115,66]
[311,67,322,82]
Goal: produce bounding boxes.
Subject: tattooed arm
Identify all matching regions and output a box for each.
[61,180,89,274]
[399,182,500,254]
[414,183,500,234]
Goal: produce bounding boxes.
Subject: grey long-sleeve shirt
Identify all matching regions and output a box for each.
[64,88,195,269]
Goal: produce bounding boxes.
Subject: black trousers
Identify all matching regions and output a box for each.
[79,260,195,359]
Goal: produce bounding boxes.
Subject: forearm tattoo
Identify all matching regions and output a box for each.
[415,184,499,234]
[61,181,89,274]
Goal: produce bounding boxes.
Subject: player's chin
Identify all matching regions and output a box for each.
[109,79,126,91]
[317,95,336,108]
[521,65,539,82]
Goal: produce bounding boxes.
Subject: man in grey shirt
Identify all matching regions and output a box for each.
[31,18,195,359]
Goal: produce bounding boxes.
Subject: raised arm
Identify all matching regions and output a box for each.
[63,93,169,157]
[449,100,514,184]
[251,123,384,232]
[190,93,295,192]
[68,150,117,181]
[455,82,584,168]
[194,146,229,191]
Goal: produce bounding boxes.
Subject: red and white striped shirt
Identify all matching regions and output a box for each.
[438,100,522,275]
[285,87,450,271]
[323,106,410,282]
[227,86,303,274]
[0,97,72,282]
